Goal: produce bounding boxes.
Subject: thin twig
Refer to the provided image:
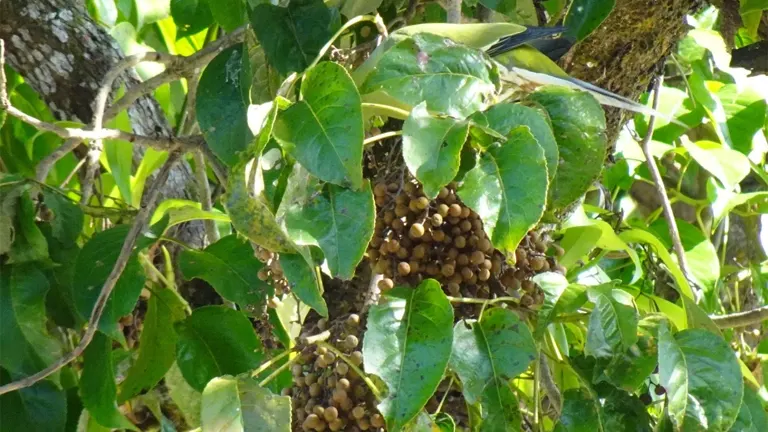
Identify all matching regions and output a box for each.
[538,355,562,417]
[0,150,183,396]
[711,305,768,328]
[446,0,462,23]
[639,76,700,302]
[33,26,246,183]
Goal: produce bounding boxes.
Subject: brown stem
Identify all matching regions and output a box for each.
[712,305,768,328]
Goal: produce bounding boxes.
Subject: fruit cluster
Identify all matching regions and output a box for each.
[499,231,566,307]
[255,248,291,299]
[368,179,501,300]
[288,315,384,431]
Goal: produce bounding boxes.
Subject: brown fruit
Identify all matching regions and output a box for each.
[479,238,492,252]
[454,235,466,248]
[386,239,400,253]
[309,382,322,397]
[522,280,535,293]
[394,204,409,218]
[332,388,348,403]
[409,223,425,238]
[352,406,366,420]
[530,256,546,271]
[373,182,388,197]
[430,213,443,226]
[371,414,385,428]
[336,362,349,376]
[448,204,462,217]
[438,187,450,199]
[395,194,408,205]
[412,244,427,259]
[374,196,387,207]
[257,268,269,281]
[460,220,473,232]
[535,240,548,253]
[304,414,323,430]
[350,351,363,366]
[437,203,450,217]
[387,182,399,192]
[431,229,445,242]
[447,248,459,259]
[383,211,395,224]
[293,364,304,376]
[313,405,325,417]
[553,244,565,257]
[471,250,485,265]
[521,294,534,306]
[460,206,471,219]
[367,249,379,261]
[515,248,527,263]
[329,419,345,431]
[482,259,493,270]
[441,263,455,277]
[478,268,491,281]
[378,278,394,291]
[336,378,351,391]
[346,314,360,327]
[409,260,420,273]
[345,334,359,349]
[447,282,461,296]
[426,262,439,275]
[457,254,469,266]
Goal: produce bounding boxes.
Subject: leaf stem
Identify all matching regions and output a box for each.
[434,375,455,414]
[252,349,293,379]
[446,296,520,305]
[316,340,383,400]
[258,351,300,388]
[364,130,402,146]
[362,103,411,120]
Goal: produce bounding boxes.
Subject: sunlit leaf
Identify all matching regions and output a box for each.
[279,248,328,317]
[532,272,587,337]
[363,279,454,431]
[201,375,291,431]
[681,139,751,190]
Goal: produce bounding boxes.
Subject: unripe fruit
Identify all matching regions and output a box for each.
[373,182,387,197]
[350,351,363,366]
[346,314,360,327]
[438,187,450,199]
[471,250,485,265]
[336,378,350,391]
[387,182,398,192]
[336,362,349,376]
[415,197,429,210]
[437,203,449,217]
[431,229,445,242]
[441,263,455,277]
[409,223,425,238]
[454,235,466,248]
[345,334,359,349]
[352,406,366,419]
[448,204,462,217]
[430,213,443,226]
[378,278,394,291]
[324,406,339,422]
[478,268,491,281]
[530,256,546,271]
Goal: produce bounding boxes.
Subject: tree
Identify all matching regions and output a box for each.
[1,0,767,431]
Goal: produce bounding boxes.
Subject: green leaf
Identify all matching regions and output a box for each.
[104,139,133,205]
[165,362,202,428]
[532,272,587,337]
[585,284,638,358]
[527,87,607,211]
[361,33,499,118]
[198,44,254,166]
[273,61,364,189]
[80,333,137,430]
[619,228,694,300]
[449,308,536,404]
[42,190,83,246]
[563,0,617,41]
[73,225,148,339]
[243,31,280,105]
[118,288,187,402]
[279,249,328,317]
[175,306,264,391]
[729,386,768,432]
[363,279,454,431]
[341,0,383,17]
[554,388,601,432]
[601,316,660,391]
[280,173,375,280]
[209,0,246,31]
[557,225,602,269]
[224,162,296,253]
[599,387,653,432]
[681,139,751,190]
[0,369,66,432]
[457,126,548,254]
[249,0,334,75]
[201,375,291,431]
[402,103,470,198]
[469,102,559,183]
[716,83,768,156]
[650,219,719,295]
[0,264,62,380]
[8,191,48,264]
[433,412,456,431]
[132,148,168,205]
[171,0,213,37]
[180,234,273,309]
[479,377,522,432]
[658,322,743,432]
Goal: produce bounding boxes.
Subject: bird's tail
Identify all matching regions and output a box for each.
[486,26,570,58]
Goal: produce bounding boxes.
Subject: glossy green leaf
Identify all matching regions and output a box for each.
[42,190,82,246]
[469,102,559,182]
[585,284,638,358]
[403,103,469,198]
[250,0,334,75]
[279,249,328,317]
[73,225,149,339]
[131,148,168,205]
[273,62,364,189]
[209,0,246,31]
[601,316,660,391]
[171,0,213,37]
[224,162,296,253]
[341,0,383,17]
[363,279,454,431]
[681,139,751,190]
[180,234,273,309]
[658,322,743,432]
[728,386,768,432]
[80,333,137,430]
[457,126,548,254]
[716,83,767,156]
[198,44,254,166]
[118,288,187,402]
[563,0,616,41]
[0,370,66,432]
[599,387,653,432]
[479,377,521,431]
[527,87,607,211]
[650,219,719,294]
[175,306,264,391]
[0,264,61,380]
[361,33,499,118]
[8,191,48,264]
[280,174,375,279]
[201,375,291,432]
[104,139,133,205]
[557,225,602,269]
[619,228,694,300]
[243,32,280,105]
[532,272,587,337]
[554,388,600,432]
[449,308,535,404]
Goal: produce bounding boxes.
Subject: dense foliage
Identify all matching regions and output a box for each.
[1,0,767,431]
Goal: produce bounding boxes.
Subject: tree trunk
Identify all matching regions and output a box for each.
[0,0,205,247]
[561,0,698,146]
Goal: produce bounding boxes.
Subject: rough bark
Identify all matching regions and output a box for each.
[561,0,698,146]
[0,0,205,247]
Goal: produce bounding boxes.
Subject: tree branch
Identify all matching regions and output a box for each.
[711,305,768,329]
[0,149,183,396]
[446,0,462,23]
[639,76,700,302]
